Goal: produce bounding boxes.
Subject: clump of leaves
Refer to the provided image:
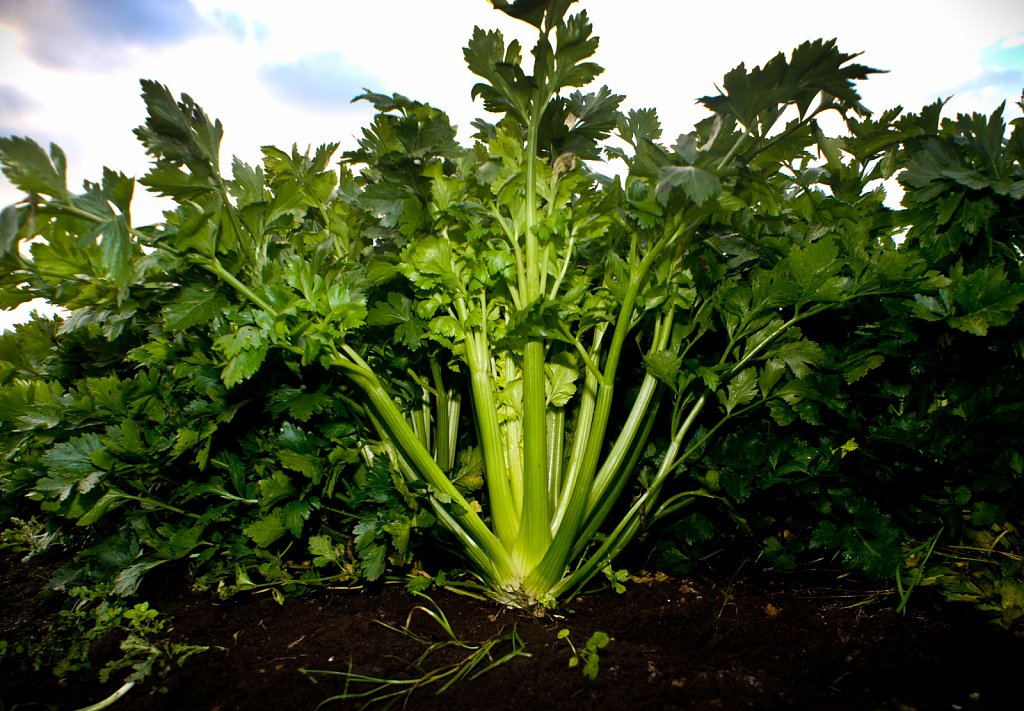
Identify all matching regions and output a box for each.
[1,0,1020,612]
[0,304,378,598]
[650,96,1024,600]
[0,582,206,696]
[0,516,63,560]
[904,523,1024,628]
[600,564,629,594]
[557,627,609,679]
[98,601,209,689]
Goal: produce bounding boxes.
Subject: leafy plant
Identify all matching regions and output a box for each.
[98,601,209,689]
[649,93,1024,613]
[0,582,207,701]
[907,523,1024,628]
[556,627,609,679]
[896,528,943,614]
[0,516,63,560]
[0,302,371,598]
[600,564,629,594]
[0,0,937,606]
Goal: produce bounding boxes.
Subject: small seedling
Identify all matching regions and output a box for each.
[557,628,610,680]
[600,564,629,594]
[0,516,63,561]
[896,527,943,614]
[98,602,209,687]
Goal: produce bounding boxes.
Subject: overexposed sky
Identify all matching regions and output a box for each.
[1,0,1023,329]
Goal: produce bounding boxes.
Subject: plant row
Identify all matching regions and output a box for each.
[0,0,1021,622]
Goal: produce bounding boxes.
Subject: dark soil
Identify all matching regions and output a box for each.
[2,550,1022,711]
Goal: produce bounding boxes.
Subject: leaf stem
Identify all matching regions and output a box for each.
[207,260,278,316]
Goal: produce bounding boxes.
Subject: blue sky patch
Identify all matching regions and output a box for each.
[74,0,205,44]
[207,10,270,44]
[0,0,207,69]
[963,34,1024,97]
[262,53,375,110]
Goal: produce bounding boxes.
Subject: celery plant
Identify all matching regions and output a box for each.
[321,1,917,604]
[0,0,926,606]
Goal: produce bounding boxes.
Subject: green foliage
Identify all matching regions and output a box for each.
[557,627,609,679]
[350,457,437,581]
[652,95,1024,614]
[0,516,64,560]
[1,0,1020,616]
[0,287,375,597]
[98,601,209,688]
[600,564,629,594]
[886,524,1024,628]
[0,581,206,691]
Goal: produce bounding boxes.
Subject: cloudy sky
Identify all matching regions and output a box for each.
[1,0,1023,328]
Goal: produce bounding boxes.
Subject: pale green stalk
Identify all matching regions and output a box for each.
[545,408,565,512]
[549,328,603,532]
[524,227,684,595]
[551,394,709,598]
[429,360,454,471]
[585,306,676,510]
[510,50,555,577]
[462,325,518,549]
[332,346,514,585]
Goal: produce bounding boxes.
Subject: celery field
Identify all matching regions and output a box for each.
[1,0,1022,707]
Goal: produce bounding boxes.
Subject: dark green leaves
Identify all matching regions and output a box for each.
[491,0,575,29]
[0,136,71,200]
[214,325,269,387]
[539,87,624,160]
[367,293,427,349]
[768,339,826,379]
[548,10,601,90]
[467,5,601,130]
[781,239,847,305]
[95,212,132,288]
[810,499,902,578]
[465,27,533,123]
[897,98,1024,338]
[913,263,1024,336]
[345,92,459,239]
[162,285,230,331]
[350,458,434,581]
[699,39,882,132]
[718,367,759,414]
[134,79,224,196]
[349,92,458,168]
[0,204,20,263]
[0,138,138,289]
[656,166,722,206]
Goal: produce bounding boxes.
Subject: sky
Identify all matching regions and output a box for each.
[1,0,1023,329]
